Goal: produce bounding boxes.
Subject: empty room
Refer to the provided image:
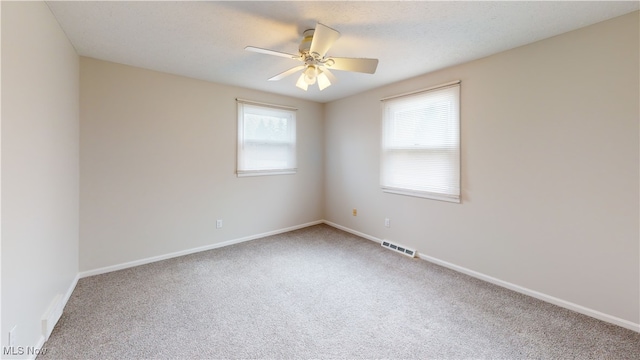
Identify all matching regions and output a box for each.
[1,1,639,359]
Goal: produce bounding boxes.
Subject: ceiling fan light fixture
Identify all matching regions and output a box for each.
[317,71,331,91]
[303,65,317,85]
[295,74,309,91]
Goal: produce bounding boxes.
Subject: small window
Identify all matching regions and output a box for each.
[237,100,297,177]
[380,82,460,202]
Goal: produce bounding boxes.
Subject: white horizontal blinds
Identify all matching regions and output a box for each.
[381,83,460,202]
[237,101,297,175]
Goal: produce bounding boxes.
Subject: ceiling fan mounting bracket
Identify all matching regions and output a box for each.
[302,52,331,68]
[299,29,315,53]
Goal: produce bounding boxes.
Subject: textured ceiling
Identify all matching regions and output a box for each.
[47,1,638,103]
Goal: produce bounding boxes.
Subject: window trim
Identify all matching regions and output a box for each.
[236,99,297,177]
[380,81,461,203]
[379,80,461,101]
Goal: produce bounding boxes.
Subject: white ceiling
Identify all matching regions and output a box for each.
[47,1,638,103]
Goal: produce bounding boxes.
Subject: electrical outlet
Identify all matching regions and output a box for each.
[384,218,390,227]
[216,219,223,229]
[352,208,357,216]
[9,326,16,347]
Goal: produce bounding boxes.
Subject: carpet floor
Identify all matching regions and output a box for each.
[40,224,639,359]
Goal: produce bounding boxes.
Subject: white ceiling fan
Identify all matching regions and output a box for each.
[245,23,379,91]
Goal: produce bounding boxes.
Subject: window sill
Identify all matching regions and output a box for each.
[382,187,460,203]
[237,170,297,177]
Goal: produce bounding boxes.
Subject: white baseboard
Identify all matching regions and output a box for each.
[63,274,79,308]
[18,273,79,359]
[79,220,324,278]
[29,335,45,360]
[322,220,381,242]
[40,273,79,342]
[322,220,640,333]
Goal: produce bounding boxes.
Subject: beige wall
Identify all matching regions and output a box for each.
[1,1,80,353]
[79,58,324,272]
[324,12,639,325]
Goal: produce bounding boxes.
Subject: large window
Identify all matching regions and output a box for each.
[237,99,297,176]
[380,82,460,202]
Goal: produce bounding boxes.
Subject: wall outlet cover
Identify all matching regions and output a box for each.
[9,326,17,347]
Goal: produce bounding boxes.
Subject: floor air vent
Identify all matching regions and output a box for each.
[381,240,416,258]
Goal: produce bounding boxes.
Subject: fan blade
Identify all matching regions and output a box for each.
[309,23,340,57]
[269,65,306,81]
[245,46,299,60]
[320,67,337,84]
[326,57,378,74]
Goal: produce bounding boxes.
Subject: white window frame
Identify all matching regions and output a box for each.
[236,99,297,177]
[380,81,461,203]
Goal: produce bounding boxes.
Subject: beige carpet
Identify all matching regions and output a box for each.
[40,224,639,359]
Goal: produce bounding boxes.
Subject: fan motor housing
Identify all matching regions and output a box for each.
[299,29,314,53]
